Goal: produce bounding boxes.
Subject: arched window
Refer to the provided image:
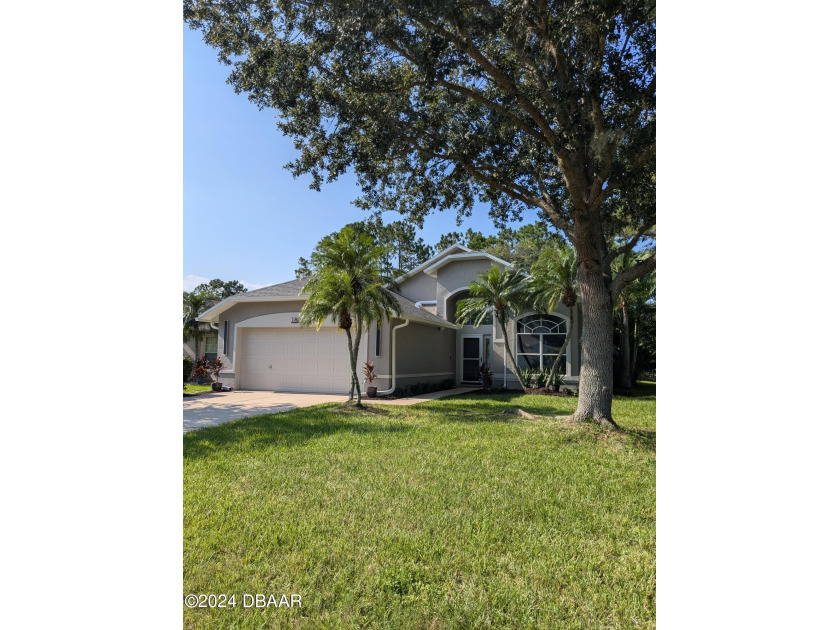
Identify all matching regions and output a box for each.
[516,314,567,372]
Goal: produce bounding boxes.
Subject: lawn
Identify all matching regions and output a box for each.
[184,384,656,629]
[184,383,213,394]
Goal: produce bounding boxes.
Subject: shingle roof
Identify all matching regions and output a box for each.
[386,291,454,328]
[198,276,456,328]
[242,277,309,298]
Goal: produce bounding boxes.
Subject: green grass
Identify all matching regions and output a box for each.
[184,383,213,394]
[184,383,656,629]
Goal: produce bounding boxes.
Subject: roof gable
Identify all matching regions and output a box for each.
[393,243,471,285]
[422,251,512,277]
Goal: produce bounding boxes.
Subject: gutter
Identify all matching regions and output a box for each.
[378,319,410,395]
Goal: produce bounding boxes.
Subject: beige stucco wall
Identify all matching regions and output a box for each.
[368,319,455,390]
[395,272,438,304]
[434,259,497,321]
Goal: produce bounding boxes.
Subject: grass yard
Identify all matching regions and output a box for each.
[184,384,213,395]
[184,384,656,629]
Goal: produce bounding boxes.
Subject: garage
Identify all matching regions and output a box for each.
[238,327,352,393]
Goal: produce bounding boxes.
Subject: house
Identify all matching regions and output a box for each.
[195,244,581,393]
[183,302,220,363]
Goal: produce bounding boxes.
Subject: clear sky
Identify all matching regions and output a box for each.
[183,25,527,292]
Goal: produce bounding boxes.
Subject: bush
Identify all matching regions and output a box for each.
[183,356,193,383]
[193,356,210,381]
[477,362,493,391]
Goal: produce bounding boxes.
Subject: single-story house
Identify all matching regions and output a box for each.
[194,244,581,393]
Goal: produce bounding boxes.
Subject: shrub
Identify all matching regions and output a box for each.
[193,356,210,381]
[210,357,223,383]
[520,367,538,388]
[363,361,377,385]
[477,361,493,391]
[183,356,194,383]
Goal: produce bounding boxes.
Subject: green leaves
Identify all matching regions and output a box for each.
[528,243,578,312]
[299,226,401,331]
[184,0,656,232]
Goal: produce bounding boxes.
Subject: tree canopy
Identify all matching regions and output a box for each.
[184,0,656,425]
[436,221,564,269]
[192,279,248,300]
[297,217,433,278]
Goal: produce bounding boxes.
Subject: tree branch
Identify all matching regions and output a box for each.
[611,253,656,302]
[606,220,656,265]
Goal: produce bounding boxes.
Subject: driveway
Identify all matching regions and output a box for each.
[183,391,347,433]
[183,387,478,433]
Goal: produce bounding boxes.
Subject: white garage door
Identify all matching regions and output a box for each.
[239,327,353,393]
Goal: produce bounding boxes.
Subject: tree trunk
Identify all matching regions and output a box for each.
[546,308,573,390]
[352,318,364,406]
[501,318,527,390]
[631,320,639,385]
[344,327,358,404]
[619,299,632,390]
[572,259,620,429]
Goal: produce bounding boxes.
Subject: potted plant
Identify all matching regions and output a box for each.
[193,356,210,385]
[363,361,377,398]
[210,357,224,391]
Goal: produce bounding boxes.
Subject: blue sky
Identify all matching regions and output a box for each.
[183,25,526,292]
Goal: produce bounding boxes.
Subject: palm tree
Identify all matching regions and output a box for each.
[299,227,401,406]
[528,244,578,390]
[612,250,655,389]
[456,264,530,390]
[183,290,214,348]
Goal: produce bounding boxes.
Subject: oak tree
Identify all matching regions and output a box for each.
[185,0,656,426]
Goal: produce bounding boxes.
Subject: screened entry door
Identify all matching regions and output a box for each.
[462,335,482,383]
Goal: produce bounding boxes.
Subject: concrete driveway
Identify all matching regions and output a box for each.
[183,391,347,433]
[183,387,477,433]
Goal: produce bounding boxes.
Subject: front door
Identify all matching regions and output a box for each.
[462,335,482,383]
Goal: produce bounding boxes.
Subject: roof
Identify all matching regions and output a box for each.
[197,277,457,329]
[392,243,471,284]
[237,277,309,298]
[387,291,457,328]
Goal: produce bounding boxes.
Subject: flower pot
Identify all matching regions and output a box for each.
[211,382,223,392]
[366,386,377,399]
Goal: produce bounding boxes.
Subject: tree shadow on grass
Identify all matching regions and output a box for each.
[621,428,657,451]
[432,395,579,423]
[183,405,406,460]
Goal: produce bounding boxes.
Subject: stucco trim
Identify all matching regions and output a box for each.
[198,295,308,322]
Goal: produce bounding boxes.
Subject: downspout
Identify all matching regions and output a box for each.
[378,319,410,395]
[504,347,507,389]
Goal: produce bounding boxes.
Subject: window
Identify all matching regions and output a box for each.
[223,321,229,354]
[515,314,567,373]
[483,336,491,370]
[204,335,218,362]
[375,323,381,357]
